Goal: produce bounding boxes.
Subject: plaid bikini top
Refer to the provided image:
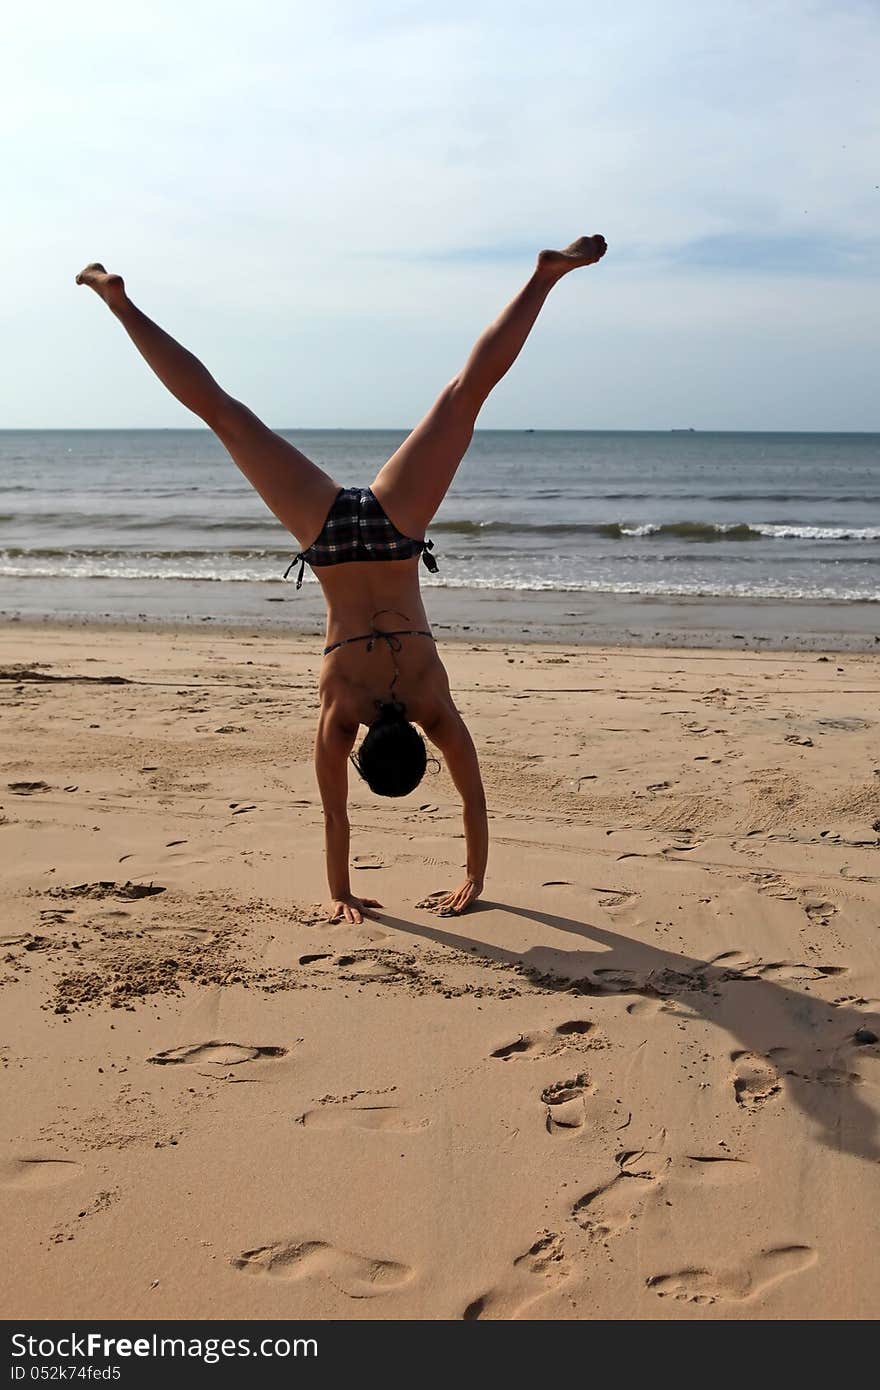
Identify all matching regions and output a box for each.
[283,486,438,590]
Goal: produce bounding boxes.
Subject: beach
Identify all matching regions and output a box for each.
[2,620,878,1320]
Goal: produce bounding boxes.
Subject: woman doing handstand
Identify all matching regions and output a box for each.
[76,234,607,922]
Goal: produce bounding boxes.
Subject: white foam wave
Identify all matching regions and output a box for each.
[752,524,880,540]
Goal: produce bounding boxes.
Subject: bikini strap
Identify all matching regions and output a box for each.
[322,627,434,658]
[286,539,436,589]
[283,554,306,590]
[323,630,373,657]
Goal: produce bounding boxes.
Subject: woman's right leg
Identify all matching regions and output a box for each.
[75,264,341,550]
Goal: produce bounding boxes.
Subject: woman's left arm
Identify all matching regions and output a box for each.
[423,705,488,913]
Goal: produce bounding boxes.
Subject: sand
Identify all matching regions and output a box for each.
[1,622,878,1321]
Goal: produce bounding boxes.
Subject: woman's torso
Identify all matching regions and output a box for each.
[314,557,450,728]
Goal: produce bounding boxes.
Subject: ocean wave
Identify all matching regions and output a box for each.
[7,517,877,543]
[710,493,880,504]
[431,519,880,541]
[0,549,291,583]
[0,546,290,561]
[0,562,278,583]
[2,563,875,602]
[426,577,880,601]
[750,523,880,540]
[595,492,879,504]
[0,516,284,532]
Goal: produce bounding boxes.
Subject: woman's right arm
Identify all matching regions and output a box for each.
[422,702,488,913]
[314,705,382,925]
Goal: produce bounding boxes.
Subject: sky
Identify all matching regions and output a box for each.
[1,0,878,430]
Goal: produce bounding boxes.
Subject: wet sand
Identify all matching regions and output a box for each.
[3,579,879,651]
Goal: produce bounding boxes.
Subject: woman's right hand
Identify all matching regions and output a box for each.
[328,894,384,925]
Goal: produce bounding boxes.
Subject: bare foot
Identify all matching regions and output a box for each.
[75,262,127,311]
[538,235,607,274]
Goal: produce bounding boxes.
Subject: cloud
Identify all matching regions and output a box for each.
[364,232,880,278]
[670,233,880,276]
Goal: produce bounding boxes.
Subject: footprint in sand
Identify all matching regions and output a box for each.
[756,961,846,982]
[766,1046,864,1089]
[616,1149,672,1180]
[590,886,639,911]
[571,1147,756,1243]
[572,1164,665,1241]
[647,1245,817,1305]
[462,1231,568,1320]
[0,1157,85,1189]
[626,998,664,1018]
[335,953,401,980]
[352,853,384,870]
[816,716,870,731]
[591,967,645,993]
[803,898,838,926]
[591,965,706,1001]
[303,951,402,982]
[143,924,215,943]
[709,950,845,983]
[730,1051,782,1110]
[541,1073,592,1135]
[232,1239,414,1299]
[147,1041,288,1066]
[491,1020,597,1061]
[622,1149,757,1187]
[296,1105,430,1133]
[660,838,705,857]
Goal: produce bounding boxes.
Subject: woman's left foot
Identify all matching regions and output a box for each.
[538,235,607,273]
[75,262,128,312]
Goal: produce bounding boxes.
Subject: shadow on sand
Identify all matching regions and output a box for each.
[377,899,879,1163]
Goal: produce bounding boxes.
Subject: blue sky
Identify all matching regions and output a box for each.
[2,0,878,429]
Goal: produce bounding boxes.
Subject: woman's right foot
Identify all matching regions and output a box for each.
[75,262,127,311]
[538,235,607,274]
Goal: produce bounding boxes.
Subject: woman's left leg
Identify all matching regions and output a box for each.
[370,235,606,538]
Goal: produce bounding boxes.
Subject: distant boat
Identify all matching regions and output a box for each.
[671,427,696,432]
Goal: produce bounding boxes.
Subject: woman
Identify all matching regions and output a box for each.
[76,234,607,924]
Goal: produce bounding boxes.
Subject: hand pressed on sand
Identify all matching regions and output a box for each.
[433,877,483,916]
[328,894,383,926]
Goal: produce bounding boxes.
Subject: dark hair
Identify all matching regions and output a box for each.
[350,700,432,797]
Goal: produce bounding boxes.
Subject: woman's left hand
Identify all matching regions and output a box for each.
[436,877,483,916]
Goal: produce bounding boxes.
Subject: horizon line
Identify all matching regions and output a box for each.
[1,426,879,436]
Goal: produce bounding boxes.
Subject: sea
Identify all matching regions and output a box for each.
[1,429,878,644]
